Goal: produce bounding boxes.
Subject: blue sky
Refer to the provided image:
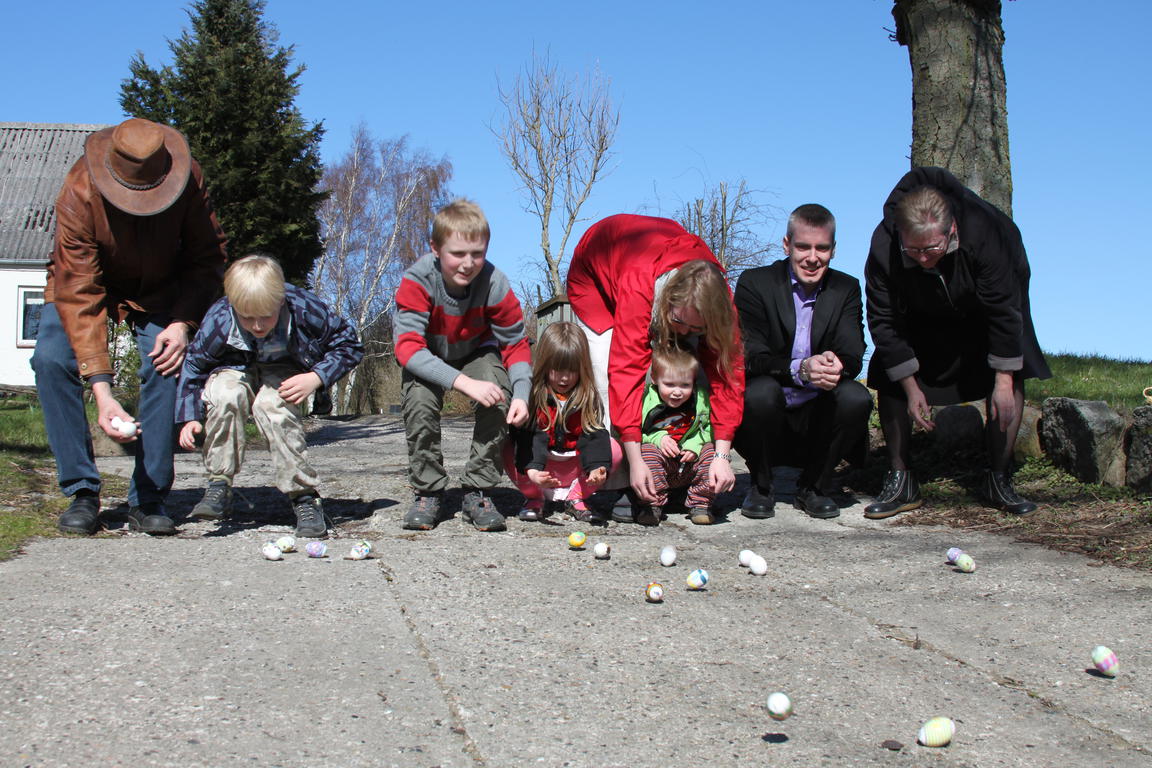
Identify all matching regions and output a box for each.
[5,1,1150,361]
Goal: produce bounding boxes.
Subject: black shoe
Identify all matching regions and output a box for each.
[793,487,840,519]
[58,492,101,535]
[983,470,1037,515]
[293,493,328,538]
[741,486,775,519]
[190,481,232,521]
[125,502,176,535]
[863,470,923,520]
[462,489,506,532]
[634,504,662,527]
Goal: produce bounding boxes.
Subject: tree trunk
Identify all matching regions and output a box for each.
[893,0,1013,215]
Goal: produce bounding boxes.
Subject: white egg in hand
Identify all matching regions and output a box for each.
[110,416,138,437]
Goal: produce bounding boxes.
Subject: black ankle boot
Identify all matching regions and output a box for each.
[58,492,101,535]
[864,470,923,520]
[983,470,1037,515]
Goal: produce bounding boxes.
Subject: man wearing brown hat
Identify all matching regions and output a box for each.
[32,118,227,535]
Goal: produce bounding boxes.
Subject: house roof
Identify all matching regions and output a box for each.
[0,122,109,267]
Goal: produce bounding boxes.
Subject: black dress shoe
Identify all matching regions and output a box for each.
[793,487,840,519]
[58,492,101,535]
[126,503,177,535]
[741,486,775,519]
[983,470,1037,515]
[864,470,923,519]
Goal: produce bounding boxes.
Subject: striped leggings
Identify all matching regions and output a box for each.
[640,442,716,508]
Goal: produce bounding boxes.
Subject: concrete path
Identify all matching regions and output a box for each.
[1,416,1149,766]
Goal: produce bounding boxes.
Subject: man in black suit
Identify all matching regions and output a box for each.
[733,204,872,519]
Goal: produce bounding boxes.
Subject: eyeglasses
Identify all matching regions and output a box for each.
[670,314,705,334]
[900,229,954,258]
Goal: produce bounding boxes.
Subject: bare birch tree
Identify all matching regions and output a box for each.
[497,52,619,298]
[677,179,779,284]
[313,124,451,413]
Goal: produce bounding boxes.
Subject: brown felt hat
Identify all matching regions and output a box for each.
[85,118,191,216]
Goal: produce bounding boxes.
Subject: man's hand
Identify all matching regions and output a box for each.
[453,374,506,408]
[279,372,323,405]
[900,376,935,431]
[149,321,190,377]
[506,398,529,426]
[527,468,560,488]
[584,466,607,489]
[806,351,844,391]
[92,381,137,443]
[988,372,1016,432]
[179,421,203,451]
[658,434,680,458]
[624,441,657,503]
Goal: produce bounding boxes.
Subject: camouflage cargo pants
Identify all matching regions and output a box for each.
[201,365,320,496]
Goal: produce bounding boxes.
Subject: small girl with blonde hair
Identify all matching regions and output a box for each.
[505,321,620,522]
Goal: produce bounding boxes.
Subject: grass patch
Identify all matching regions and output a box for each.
[1029,352,1152,415]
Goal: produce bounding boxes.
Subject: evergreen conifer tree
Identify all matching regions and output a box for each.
[120,0,324,282]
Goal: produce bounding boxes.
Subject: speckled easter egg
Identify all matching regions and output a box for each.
[567,531,587,549]
[275,535,296,553]
[917,717,955,747]
[954,554,976,573]
[356,539,373,554]
[686,568,709,590]
[593,542,611,559]
[739,549,756,567]
[659,545,677,567]
[304,541,327,558]
[1091,645,1119,677]
[261,542,283,561]
[766,692,792,721]
[946,547,964,563]
[347,544,370,560]
[645,582,664,603]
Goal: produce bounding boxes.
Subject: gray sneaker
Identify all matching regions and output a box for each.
[190,481,232,520]
[403,494,442,530]
[292,493,327,538]
[461,489,506,532]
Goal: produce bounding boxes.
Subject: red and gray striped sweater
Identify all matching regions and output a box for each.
[394,253,531,402]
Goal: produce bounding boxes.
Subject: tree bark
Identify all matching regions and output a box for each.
[892,0,1013,215]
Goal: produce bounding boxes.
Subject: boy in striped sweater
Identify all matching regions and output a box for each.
[394,199,531,531]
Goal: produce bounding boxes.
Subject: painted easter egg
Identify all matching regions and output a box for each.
[593,542,611,559]
[356,539,373,554]
[567,531,587,549]
[645,582,664,603]
[304,541,327,558]
[347,543,370,560]
[659,545,677,567]
[275,535,297,553]
[766,692,793,721]
[954,553,976,573]
[261,542,283,561]
[686,568,709,590]
[917,717,955,747]
[1091,645,1119,677]
[946,547,964,563]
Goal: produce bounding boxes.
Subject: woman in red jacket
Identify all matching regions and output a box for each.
[566,214,744,514]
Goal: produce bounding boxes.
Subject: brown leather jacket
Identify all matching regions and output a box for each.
[45,157,228,379]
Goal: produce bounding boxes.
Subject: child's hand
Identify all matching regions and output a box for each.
[178,421,203,451]
[659,435,680,458]
[454,375,506,408]
[584,466,607,489]
[527,469,560,488]
[506,398,529,426]
[279,372,323,404]
[679,450,697,464]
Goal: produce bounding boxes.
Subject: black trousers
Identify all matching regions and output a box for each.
[735,376,872,491]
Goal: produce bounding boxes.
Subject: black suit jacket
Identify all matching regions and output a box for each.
[734,259,866,387]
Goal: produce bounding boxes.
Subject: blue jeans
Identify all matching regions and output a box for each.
[31,304,178,506]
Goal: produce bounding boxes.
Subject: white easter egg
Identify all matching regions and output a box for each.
[275,535,296,553]
[659,545,677,567]
[739,549,756,567]
[749,555,768,576]
[593,542,611,559]
[261,542,283,561]
[111,416,138,437]
[917,716,955,747]
[766,692,792,721]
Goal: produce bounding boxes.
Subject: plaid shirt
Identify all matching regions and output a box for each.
[175,284,364,423]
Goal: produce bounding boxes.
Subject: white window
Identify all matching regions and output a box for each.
[17,287,44,347]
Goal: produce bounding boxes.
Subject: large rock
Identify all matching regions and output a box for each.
[1039,398,1126,486]
[1125,406,1152,493]
[1013,404,1044,462]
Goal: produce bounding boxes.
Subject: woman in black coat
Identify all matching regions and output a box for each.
[864,166,1050,519]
